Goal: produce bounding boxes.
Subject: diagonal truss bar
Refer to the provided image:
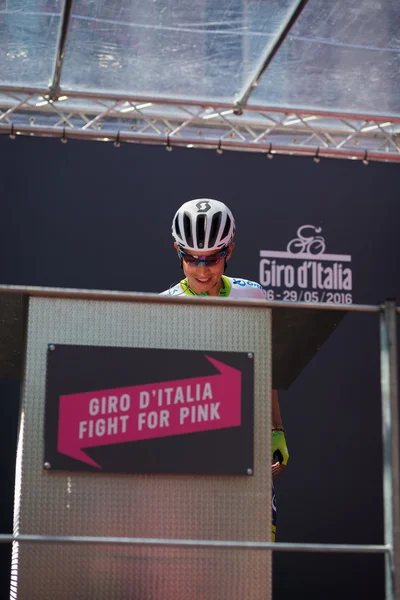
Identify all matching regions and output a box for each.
[81,101,123,130]
[49,0,74,99]
[0,94,35,124]
[234,0,309,112]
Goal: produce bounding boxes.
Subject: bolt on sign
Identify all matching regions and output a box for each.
[44,346,254,475]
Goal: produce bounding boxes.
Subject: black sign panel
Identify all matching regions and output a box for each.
[44,346,254,475]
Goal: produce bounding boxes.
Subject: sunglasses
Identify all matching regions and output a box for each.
[179,249,228,267]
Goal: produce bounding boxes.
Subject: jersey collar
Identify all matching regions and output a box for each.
[179,276,232,297]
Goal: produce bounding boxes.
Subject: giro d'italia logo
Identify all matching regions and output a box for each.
[259,225,353,304]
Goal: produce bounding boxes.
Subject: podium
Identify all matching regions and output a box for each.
[2,289,399,600]
[9,291,275,599]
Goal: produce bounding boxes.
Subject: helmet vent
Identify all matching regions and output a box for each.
[221,214,232,242]
[174,215,181,241]
[196,214,206,249]
[209,212,222,248]
[183,212,193,247]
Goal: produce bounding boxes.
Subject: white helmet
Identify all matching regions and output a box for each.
[172,199,235,252]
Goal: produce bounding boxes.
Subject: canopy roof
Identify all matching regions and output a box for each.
[1,0,400,162]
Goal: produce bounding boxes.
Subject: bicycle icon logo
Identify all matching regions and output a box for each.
[286,225,326,255]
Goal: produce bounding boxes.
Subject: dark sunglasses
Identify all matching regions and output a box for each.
[179,249,228,267]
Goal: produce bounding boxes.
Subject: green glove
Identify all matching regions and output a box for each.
[272,430,289,466]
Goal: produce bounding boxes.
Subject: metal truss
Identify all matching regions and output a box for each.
[0,87,400,163]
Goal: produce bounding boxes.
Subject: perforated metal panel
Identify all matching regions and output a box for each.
[11,297,272,599]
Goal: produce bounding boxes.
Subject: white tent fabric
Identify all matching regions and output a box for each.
[1,0,399,161]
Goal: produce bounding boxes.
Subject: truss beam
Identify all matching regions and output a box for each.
[0,90,399,163]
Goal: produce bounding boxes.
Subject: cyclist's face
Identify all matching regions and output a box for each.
[174,243,234,296]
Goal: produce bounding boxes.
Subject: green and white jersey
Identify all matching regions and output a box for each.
[161,275,266,299]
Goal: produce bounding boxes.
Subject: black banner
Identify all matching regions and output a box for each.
[2,137,399,599]
[44,346,254,475]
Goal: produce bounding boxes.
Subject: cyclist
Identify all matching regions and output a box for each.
[161,198,289,541]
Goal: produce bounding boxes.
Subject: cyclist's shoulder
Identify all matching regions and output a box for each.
[227,277,266,299]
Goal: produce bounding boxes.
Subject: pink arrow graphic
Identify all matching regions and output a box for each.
[57,356,242,468]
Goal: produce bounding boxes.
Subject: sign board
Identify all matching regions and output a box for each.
[45,345,254,475]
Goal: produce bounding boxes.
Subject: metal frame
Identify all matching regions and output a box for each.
[234,0,309,112]
[0,533,391,555]
[48,0,74,99]
[0,87,399,162]
[380,300,400,598]
[0,285,399,598]
[2,2,400,163]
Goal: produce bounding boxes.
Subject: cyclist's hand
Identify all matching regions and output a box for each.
[272,461,286,477]
[271,430,289,477]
